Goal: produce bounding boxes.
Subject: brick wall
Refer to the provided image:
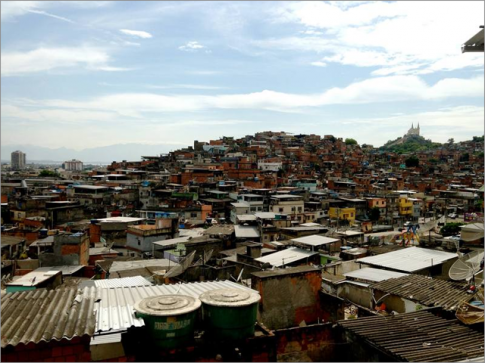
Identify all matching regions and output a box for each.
[1,337,91,362]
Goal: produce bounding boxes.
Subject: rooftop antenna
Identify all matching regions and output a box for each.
[449,250,484,283]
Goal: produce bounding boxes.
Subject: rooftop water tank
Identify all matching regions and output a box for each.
[199,288,260,341]
[133,295,200,349]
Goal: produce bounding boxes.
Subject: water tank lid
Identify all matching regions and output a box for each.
[133,294,201,317]
[199,289,260,307]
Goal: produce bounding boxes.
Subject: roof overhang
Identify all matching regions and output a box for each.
[462,27,484,53]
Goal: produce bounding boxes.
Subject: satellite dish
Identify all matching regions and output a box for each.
[163,250,196,278]
[449,250,484,281]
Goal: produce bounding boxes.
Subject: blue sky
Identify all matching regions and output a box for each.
[1,1,484,152]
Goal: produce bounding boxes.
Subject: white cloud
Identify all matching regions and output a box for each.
[119,29,153,39]
[1,47,131,76]
[269,1,485,75]
[1,1,40,20]
[147,84,227,90]
[179,41,210,52]
[310,61,327,67]
[10,75,482,115]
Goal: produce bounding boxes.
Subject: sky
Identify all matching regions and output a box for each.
[1,0,484,153]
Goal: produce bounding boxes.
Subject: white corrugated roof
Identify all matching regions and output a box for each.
[237,215,258,221]
[93,280,255,333]
[292,235,339,246]
[254,247,317,267]
[152,236,190,247]
[109,259,179,273]
[96,217,145,223]
[357,247,457,272]
[234,225,260,238]
[94,276,153,289]
[343,268,409,282]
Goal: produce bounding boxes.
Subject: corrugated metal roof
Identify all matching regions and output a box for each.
[370,274,473,311]
[94,276,153,289]
[357,247,457,272]
[1,287,96,348]
[36,265,84,276]
[292,235,339,246]
[234,225,260,238]
[343,268,408,282]
[339,311,485,362]
[152,236,190,247]
[94,280,255,333]
[109,259,179,273]
[7,269,62,287]
[89,248,119,255]
[254,247,317,267]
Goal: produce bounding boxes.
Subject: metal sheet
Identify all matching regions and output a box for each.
[94,276,153,289]
[1,287,96,348]
[357,246,457,272]
[254,247,318,267]
[94,280,256,333]
[234,225,260,238]
[292,235,339,246]
[343,267,408,282]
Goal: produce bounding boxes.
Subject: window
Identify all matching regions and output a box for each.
[190,212,197,218]
[291,207,296,212]
[298,207,302,212]
[279,207,284,213]
[350,213,354,217]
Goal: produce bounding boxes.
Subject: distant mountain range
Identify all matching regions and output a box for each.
[1,143,178,164]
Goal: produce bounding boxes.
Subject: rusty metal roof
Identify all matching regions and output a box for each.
[1,287,96,348]
[370,274,475,311]
[339,310,485,362]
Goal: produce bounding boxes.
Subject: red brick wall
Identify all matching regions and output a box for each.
[1,337,91,362]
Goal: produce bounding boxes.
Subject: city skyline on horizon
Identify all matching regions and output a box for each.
[1,1,484,152]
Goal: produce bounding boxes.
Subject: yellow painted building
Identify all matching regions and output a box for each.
[329,207,356,225]
[398,197,413,215]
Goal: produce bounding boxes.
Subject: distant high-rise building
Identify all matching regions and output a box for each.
[63,159,83,171]
[11,150,26,170]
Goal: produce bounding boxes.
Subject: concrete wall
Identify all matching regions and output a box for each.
[323,260,361,276]
[126,233,169,252]
[251,266,323,330]
[337,282,373,309]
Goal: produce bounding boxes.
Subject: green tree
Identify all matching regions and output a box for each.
[345,138,358,145]
[405,156,419,168]
[440,222,464,236]
[38,170,59,177]
[369,207,381,222]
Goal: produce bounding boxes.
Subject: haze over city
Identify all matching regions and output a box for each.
[1,0,484,157]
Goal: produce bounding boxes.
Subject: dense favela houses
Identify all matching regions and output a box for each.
[1,1,484,361]
[1,128,484,362]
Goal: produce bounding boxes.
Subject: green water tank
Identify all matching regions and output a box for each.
[199,288,260,341]
[133,294,201,349]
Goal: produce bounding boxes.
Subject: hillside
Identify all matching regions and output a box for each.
[379,135,442,154]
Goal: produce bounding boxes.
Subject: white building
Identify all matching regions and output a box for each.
[63,159,83,171]
[257,161,282,172]
[11,150,26,170]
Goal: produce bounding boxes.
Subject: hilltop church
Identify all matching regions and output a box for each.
[406,123,420,137]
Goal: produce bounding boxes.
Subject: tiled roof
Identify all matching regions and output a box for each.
[339,311,484,362]
[370,274,474,311]
[1,287,96,348]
